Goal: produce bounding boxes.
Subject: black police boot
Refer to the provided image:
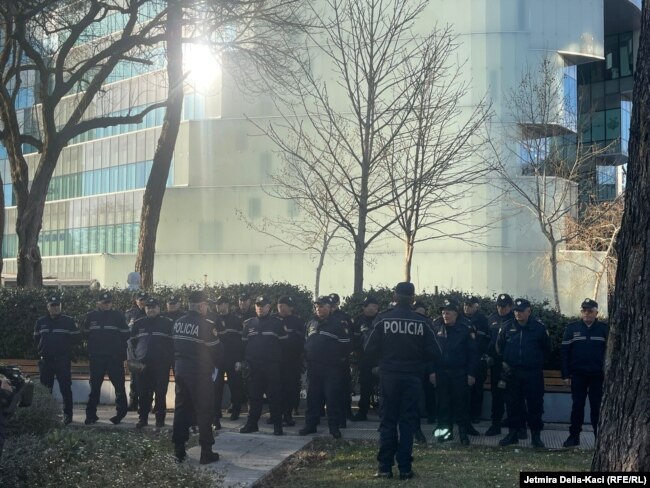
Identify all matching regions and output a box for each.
[239,423,259,434]
[563,435,580,448]
[135,417,148,429]
[498,429,519,446]
[229,406,241,421]
[63,415,73,425]
[466,424,481,436]
[414,429,427,445]
[330,427,342,439]
[155,414,165,428]
[518,427,527,440]
[399,471,415,480]
[214,418,222,430]
[274,424,284,436]
[200,446,220,465]
[374,470,393,479]
[174,444,187,463]
[110,414,125,425]
[299,425,317,436]
[352,411,367,421]
[531,431,545,448]
[84,415,99,425]
[485,423,502,436]
[459,432,470,446]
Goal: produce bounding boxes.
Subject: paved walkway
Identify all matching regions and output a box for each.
[70,405,593,487]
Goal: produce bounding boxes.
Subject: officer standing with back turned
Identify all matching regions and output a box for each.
[364,282,441,480]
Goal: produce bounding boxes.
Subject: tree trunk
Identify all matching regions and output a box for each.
[404,237,414,282]
[592,1,650,471]
[353,235,365,295]
[0,180,4,277]
[549,241,561,314]
[134,0,183,289]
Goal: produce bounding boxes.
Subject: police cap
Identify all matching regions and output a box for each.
[580,298,598,310]
[47,296,61,305]
[188,290,207,304]
[215,295,229,305]
[329,293,341,304]
[394,282,415,296]
[145,297,159,307]
[98,292,113,303]
[464,296,480,305]
[314,295,331,305]
[362,295,379,306]
[136,291,149,301]
[238,293,250,301]
[439,298,460,313]
[278,296,295,306]
[167,295,180,305]
[255,295,270,306]
[496,293,514,306]
[513,298,531,311]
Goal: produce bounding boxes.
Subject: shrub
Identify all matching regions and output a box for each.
[6,383,62,436]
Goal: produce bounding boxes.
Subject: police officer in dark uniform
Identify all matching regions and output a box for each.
[239,296,288,435]
[213,295,245,426]
[497,298,551,448]
[172,290,223,464]
[274,296,305,426]
[484,293,515,436]
[33,296,80,424]
[463,296,490,424]
[129,297,174,428]
[329,293,353,425]
[234,293,256,322]
[161,295,184,322]
[125,291,147,411]
[351,295,379,421]
[299,296,350,439]
[82,291,130,425]
[561,298,608,447]
[365,282,441,480]
[432,299,478,445]
[414,301,436,425]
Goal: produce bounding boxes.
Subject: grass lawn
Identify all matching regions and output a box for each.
[263,438,593,488]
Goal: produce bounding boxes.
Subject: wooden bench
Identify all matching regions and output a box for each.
[484,369,570,393]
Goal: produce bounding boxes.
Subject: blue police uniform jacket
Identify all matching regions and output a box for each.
[242,314,288,365]
[83,310,130,359]
[432,317,479,376]
[274,313,306,363]
[129,315,174,366]
[173,311,223,377]
[212,312,244,366]
[304,315,351,367]
[351,314,377,355]
[561,320,608,379]
[364,305,441,375]
[496,316,551,369]
[33,314,80,358]
[464,310,490,356]
[487,310,514,358]
[125,306,146,326]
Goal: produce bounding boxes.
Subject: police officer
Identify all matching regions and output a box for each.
[213,295,245,426]
[561,298,608,447]
[365,282,441,480]
[172,290,223,464]
[414,301,436,425]
[239,296,288,435]
[497,298,551,448]
[129,297,174,428]
[82,291,130,425]
[432,299,478,445]
[0,377,12,457]
[274,296,305,426]
[351,295,379,421]
[234,293,256,322]
[33,296,80,424]
[329,293,353,425]
[299,296,350,439]
[161,295,184,322]
[484,293,515,436]
[463,296,490,424]
[125,291,148,412]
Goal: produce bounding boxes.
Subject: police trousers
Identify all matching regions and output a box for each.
[470,360,487,420]
[436,368,470,432]
[39,356,73,417]
[357,360,378,416]
[172,374,215,448]
[377,372,420,474]
[136,362,171,421]
[489,360,506,423]
[86,355,127,418]
[214,362,244,418]
[305,362,341,430]
[281,357,302,420]
[247,361,282,426]
[505,367,544,431]
[569,372,603,437]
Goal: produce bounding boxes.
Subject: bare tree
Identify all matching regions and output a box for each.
[0,0,168,287]
[489,58,613,313]
[592,1,650,471]
[257,0,453,294]
[381,32,494,281]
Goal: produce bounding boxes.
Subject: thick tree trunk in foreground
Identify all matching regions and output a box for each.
[135,1,183,289]
[592,1,650,471]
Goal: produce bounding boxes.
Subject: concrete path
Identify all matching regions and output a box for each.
[69,404,593,487]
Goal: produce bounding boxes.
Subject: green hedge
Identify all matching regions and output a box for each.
[0,283,578,369]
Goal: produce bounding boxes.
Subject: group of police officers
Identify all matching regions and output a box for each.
[32,282,608,477]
